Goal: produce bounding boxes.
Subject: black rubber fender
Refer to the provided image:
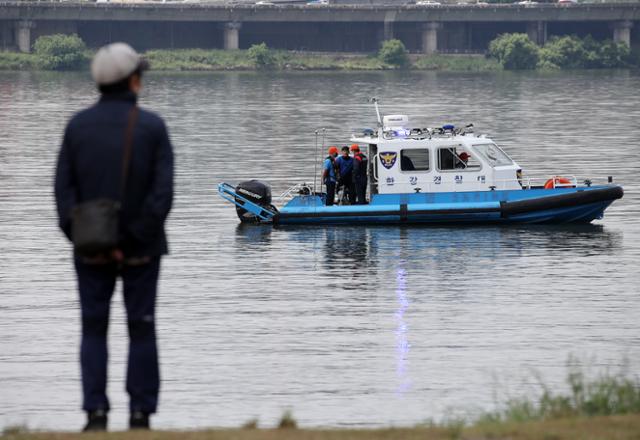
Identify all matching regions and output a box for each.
[501,186,624,218]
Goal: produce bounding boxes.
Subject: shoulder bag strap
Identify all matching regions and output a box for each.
[120,106,139,202]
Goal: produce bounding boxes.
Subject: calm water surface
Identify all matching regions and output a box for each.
[1,70,639,431]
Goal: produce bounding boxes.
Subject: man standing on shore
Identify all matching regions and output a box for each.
[54,43,174,432]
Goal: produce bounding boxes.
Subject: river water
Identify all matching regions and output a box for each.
[1,70,639,431]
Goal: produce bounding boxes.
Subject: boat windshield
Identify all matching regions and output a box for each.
[473,143,513,167]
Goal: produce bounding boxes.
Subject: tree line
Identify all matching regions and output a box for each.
[2,33,636,71]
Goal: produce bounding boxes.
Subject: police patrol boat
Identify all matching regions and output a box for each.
[218,101,623,225]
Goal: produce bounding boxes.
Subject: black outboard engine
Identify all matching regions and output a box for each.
[235,180,273,223]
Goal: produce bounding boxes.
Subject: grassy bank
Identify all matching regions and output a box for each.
[0,52,39,70]
[0,49,499,72]
[3,414,640,440]
[413,54,501,72]
[4,365,640,439]
[139,49,501,72]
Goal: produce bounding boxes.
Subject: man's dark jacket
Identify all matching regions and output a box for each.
[55,92,174,258]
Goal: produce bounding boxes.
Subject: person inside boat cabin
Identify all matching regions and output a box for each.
[336,146,356,205]
[456,151,470,169]
[323,146,340,206]
[351,144,368,205]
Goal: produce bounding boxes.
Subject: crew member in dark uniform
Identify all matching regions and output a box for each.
[336,146,356,205]
[351,144,368,204]
[55,43,174,432]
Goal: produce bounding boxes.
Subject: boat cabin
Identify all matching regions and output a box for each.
[351,115,522,195]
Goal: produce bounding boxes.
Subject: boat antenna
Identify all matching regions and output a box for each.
[321,128,326,196]
[370,97,382,127]
[313,130,319,194]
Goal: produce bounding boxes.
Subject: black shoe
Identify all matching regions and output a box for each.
[83,409,107,432]
[129,411,150,430]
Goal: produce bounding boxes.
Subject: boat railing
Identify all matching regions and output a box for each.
[518,175,619,189]
[519,175,579,190]
[278,182,316,201]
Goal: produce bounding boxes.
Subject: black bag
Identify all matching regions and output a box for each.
[71,107,139,257]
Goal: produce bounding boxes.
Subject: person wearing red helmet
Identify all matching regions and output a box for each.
[322,146,340,206]
[456,151,470,169]
[351,144,368,204]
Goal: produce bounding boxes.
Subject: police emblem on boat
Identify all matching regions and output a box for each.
[379,152,397,169]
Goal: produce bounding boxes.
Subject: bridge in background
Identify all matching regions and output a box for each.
[1,1,638,53]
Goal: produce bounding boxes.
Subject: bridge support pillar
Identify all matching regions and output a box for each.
[612,20,633,47]
[2,21,13,50]
[526,21,547,46]
[383,21,394,41]
[223,22,241,50]
[378,10,396,45]
[15,20,35,53]
[421,22,441,55]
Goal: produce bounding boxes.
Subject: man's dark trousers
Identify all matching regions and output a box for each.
[338,174,356,205]
[355,176,367,204]
[325,181,336,206]
[75,257,161,414]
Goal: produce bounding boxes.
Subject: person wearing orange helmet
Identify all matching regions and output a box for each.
[351,144,368,204]
[322,146,340,206]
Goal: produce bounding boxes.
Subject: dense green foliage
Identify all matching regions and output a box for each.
[247,43,276,69]
[33,34,88,70]
[538,35,587,69]
[1,33,636,72]
[378,39,409,67]
[539,35,631,69]
[488,33,540,70]
[488,33,634,70]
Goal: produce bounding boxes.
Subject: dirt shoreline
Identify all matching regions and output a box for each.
[3,414,640,440]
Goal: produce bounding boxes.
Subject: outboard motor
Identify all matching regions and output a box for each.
[235,180,273,223]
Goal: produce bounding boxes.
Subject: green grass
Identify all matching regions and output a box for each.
[0,52,38,70]
[145,49,396,71]
[412,54,502,71]
[478,361,640,425]
[144,49,254,71]
[145,50,501,71]
[2,48,502,72]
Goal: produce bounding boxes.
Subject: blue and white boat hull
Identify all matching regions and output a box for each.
[272,186,623,225]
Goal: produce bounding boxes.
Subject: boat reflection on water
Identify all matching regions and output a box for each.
[232,223,622,273]
[234,223,274,250]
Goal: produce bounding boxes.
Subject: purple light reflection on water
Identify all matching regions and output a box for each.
[395,266,411,396]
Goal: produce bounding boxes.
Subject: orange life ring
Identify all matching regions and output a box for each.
[544,176,572,189]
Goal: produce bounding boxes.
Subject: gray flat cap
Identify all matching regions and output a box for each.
[91,42,149,86]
